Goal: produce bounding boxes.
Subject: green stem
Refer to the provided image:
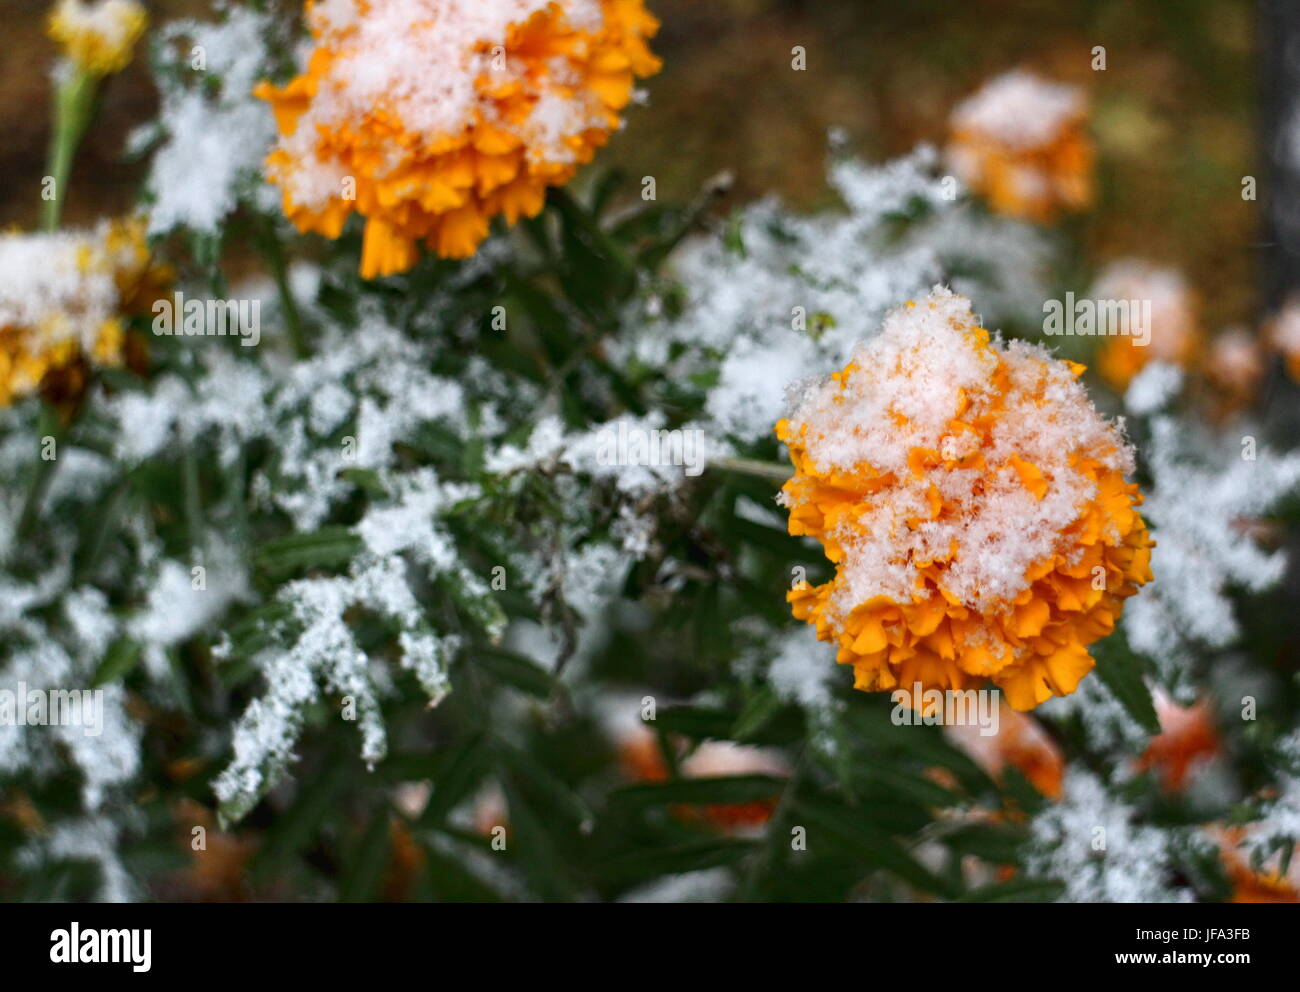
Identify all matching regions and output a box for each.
[17,408,66,540]
[18,448,60,539]
[182,446,205,556]
[709,457,791,483]
[259,220,307,358]
[75,478,130,582]
[43,67,97,231]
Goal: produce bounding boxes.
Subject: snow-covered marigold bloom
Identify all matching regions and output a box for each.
[777,288,1153,712]
[946,70,1093,223]
[256,0,662,279]
[0,217,168,406]
[47,0,147,76]
[1092,261,1201,390]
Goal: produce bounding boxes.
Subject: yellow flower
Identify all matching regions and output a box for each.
[0,217,168,407]
[776,288,1152,711]
[946,70,1093,223]
[1092,261,1201,390]
[256,0,662,279]
[47,0,147,76]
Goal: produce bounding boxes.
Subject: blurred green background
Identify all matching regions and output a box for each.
[1,0,1258,328]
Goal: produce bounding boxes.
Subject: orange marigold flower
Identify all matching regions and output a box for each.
[776,288,1153,712]
[608,707,787,832]
[256,0,662,279]
[1206,327,1265,410]
[0,217,168,408]
[1212,826,1300,903]
[677,741,789,832]
[1134,689,1220,792]
[1092,261,1202,390]
[945,703,1065,799]
[946,70,1093,223]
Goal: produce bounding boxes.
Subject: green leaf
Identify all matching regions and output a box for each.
[862,763,961,809]
[792,797,957,899]
[598,839,755,885]
[548,186,635,308]
[474,647,555,698]
[732,686,782,741]
[653,706,735,740]
[942,822,1028,864]
[339,810,393,902]
[439,572,509,635]
[611,775,785,809]
[250,753,351,877]
[499,774,578,901]
[589,167,626,220]
[412,835,506,902]
[1093,643,1160,735]
[957,879,1065,903]
[338,467,389,497]
[256,526,362,576]
[417,733,491,827]
[92,638,141,687]
[495,740,592,827]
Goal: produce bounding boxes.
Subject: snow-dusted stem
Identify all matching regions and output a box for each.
[259,220,307,358]
[708,457,791,483]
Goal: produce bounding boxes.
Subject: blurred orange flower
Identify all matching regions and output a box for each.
[1206,327,1265,411]
[1092,261,1201,390]
[945,703,1065,799]
[1134,690,1220,792]
[1266,298,1300,383]
[610,709,787,832]
[947,70,1093,223]
[1213,826,1299,903]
